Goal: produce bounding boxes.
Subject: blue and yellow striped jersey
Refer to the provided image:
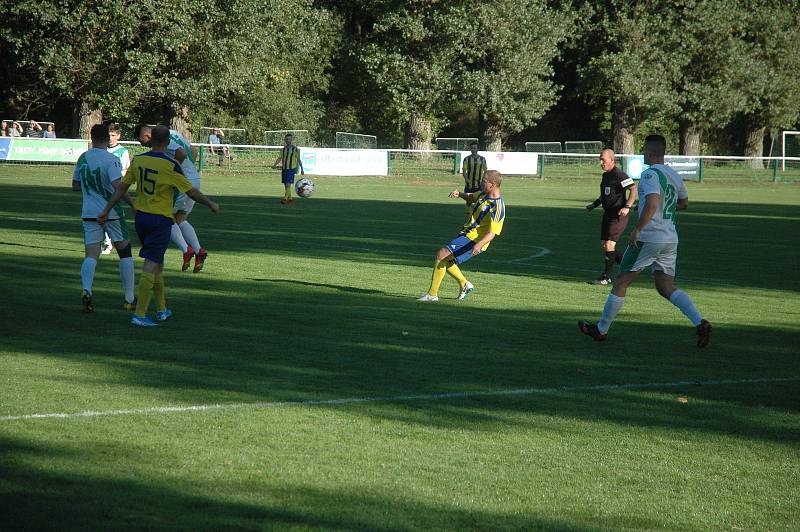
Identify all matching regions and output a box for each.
[123,151,193,219]
[462,154,487,192]
[279,145,302,171]
[461,192,505,241]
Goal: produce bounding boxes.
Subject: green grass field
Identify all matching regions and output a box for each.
[2,164,799,530]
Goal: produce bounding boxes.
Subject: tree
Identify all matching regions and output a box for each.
[453,1,573,150]
[731,1,800,160]
[579,2,686,153]
[357,2,458,150]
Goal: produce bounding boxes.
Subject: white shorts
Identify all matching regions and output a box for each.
[620,241,678,277]
[174,162,200,214]
[82,218,129,245]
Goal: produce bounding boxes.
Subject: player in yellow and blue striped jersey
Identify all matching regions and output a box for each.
[272,133,305,204]
[418,170,505,302]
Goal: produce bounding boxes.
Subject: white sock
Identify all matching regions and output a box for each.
[598,293,625,334]
[119,257,135,303]
[104,234,112,247]
[179,221,201,252]
[81,257,98,293]
[669,289,703,326]
[171,224,189,252]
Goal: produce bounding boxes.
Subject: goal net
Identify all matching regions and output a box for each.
[199,127,246,145]
[264,129,311,147]
[335,131,377,149]
[435,137,478,151]
[564,141,603,154]
[525,142,562,153]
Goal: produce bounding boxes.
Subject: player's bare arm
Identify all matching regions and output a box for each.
[187,188,220,213]
[618,183,638,217]
[449,190,474,203]
[471,232,496,256]
[173,148,187,164]
[98,182,133,223]
[629,193,660,247]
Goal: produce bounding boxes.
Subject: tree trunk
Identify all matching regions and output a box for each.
[481,123,503,152]
[612,104,635,154]
[743,122,765,169]
[170,105,193,141]
[405,113,432,151]
[74,100,103,139]
[679,120,701,156]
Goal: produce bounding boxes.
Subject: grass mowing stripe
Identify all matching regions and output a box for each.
[3,376,797,423]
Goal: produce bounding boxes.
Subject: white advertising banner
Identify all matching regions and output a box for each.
[300,148,388,176]
[459,151,538,176]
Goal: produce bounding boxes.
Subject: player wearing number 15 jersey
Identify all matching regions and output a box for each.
[99,126,220,327]
[578,134,711,347]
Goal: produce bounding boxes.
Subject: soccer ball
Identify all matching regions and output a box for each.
[295,177,315,198]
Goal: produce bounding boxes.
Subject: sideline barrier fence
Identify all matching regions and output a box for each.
[3,139,799,182]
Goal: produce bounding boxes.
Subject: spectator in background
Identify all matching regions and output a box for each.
[208,127,232,165]
[43,124,56,139]
[25,120,42,137]
[1,121,9,137]
[10,121,23,137]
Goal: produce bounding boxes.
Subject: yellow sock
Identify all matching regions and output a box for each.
[134,272,155,317]
[152,273,166,312]
[284,184,292,199]
[446,263,467,288]
[428,260,447,297]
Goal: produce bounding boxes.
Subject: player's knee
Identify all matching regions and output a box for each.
[116,243,132,258]
[435,248,450,261]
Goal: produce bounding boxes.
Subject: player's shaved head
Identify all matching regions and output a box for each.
[485,169,502,186]
[644,134,666,156]
[90,123,110,144]
[150,125,170,146]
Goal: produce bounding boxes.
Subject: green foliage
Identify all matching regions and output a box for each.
[453,1,573,139]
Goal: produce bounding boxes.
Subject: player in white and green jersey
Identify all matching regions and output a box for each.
[73,124,136,312]
[579,134,711,347]
[100,123,132,255]
[137,125,209,273]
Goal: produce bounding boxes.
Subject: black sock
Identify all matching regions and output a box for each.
[604,251,616,277]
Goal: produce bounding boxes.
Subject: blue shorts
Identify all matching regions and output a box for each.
[281,169,296,184]
[445,235,478,265]
[135,211,173,265]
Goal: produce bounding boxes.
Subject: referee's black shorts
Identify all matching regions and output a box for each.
[601,210,629,242]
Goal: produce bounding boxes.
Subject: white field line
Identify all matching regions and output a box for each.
[2,376,797,423]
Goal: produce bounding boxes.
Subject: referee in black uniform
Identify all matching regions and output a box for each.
[586,148,637,285]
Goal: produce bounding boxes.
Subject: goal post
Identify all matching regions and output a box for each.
[781,130,800,171]
[335,131,377,149]
[264,129,310,147]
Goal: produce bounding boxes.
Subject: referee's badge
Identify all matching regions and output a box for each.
[604,186,611,195]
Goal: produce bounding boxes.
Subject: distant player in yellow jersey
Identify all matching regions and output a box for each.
[271,133,304,204]
[418,170,506,302]
[98,126,220,327]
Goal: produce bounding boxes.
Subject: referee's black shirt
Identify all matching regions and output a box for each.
[593,166,634,211]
